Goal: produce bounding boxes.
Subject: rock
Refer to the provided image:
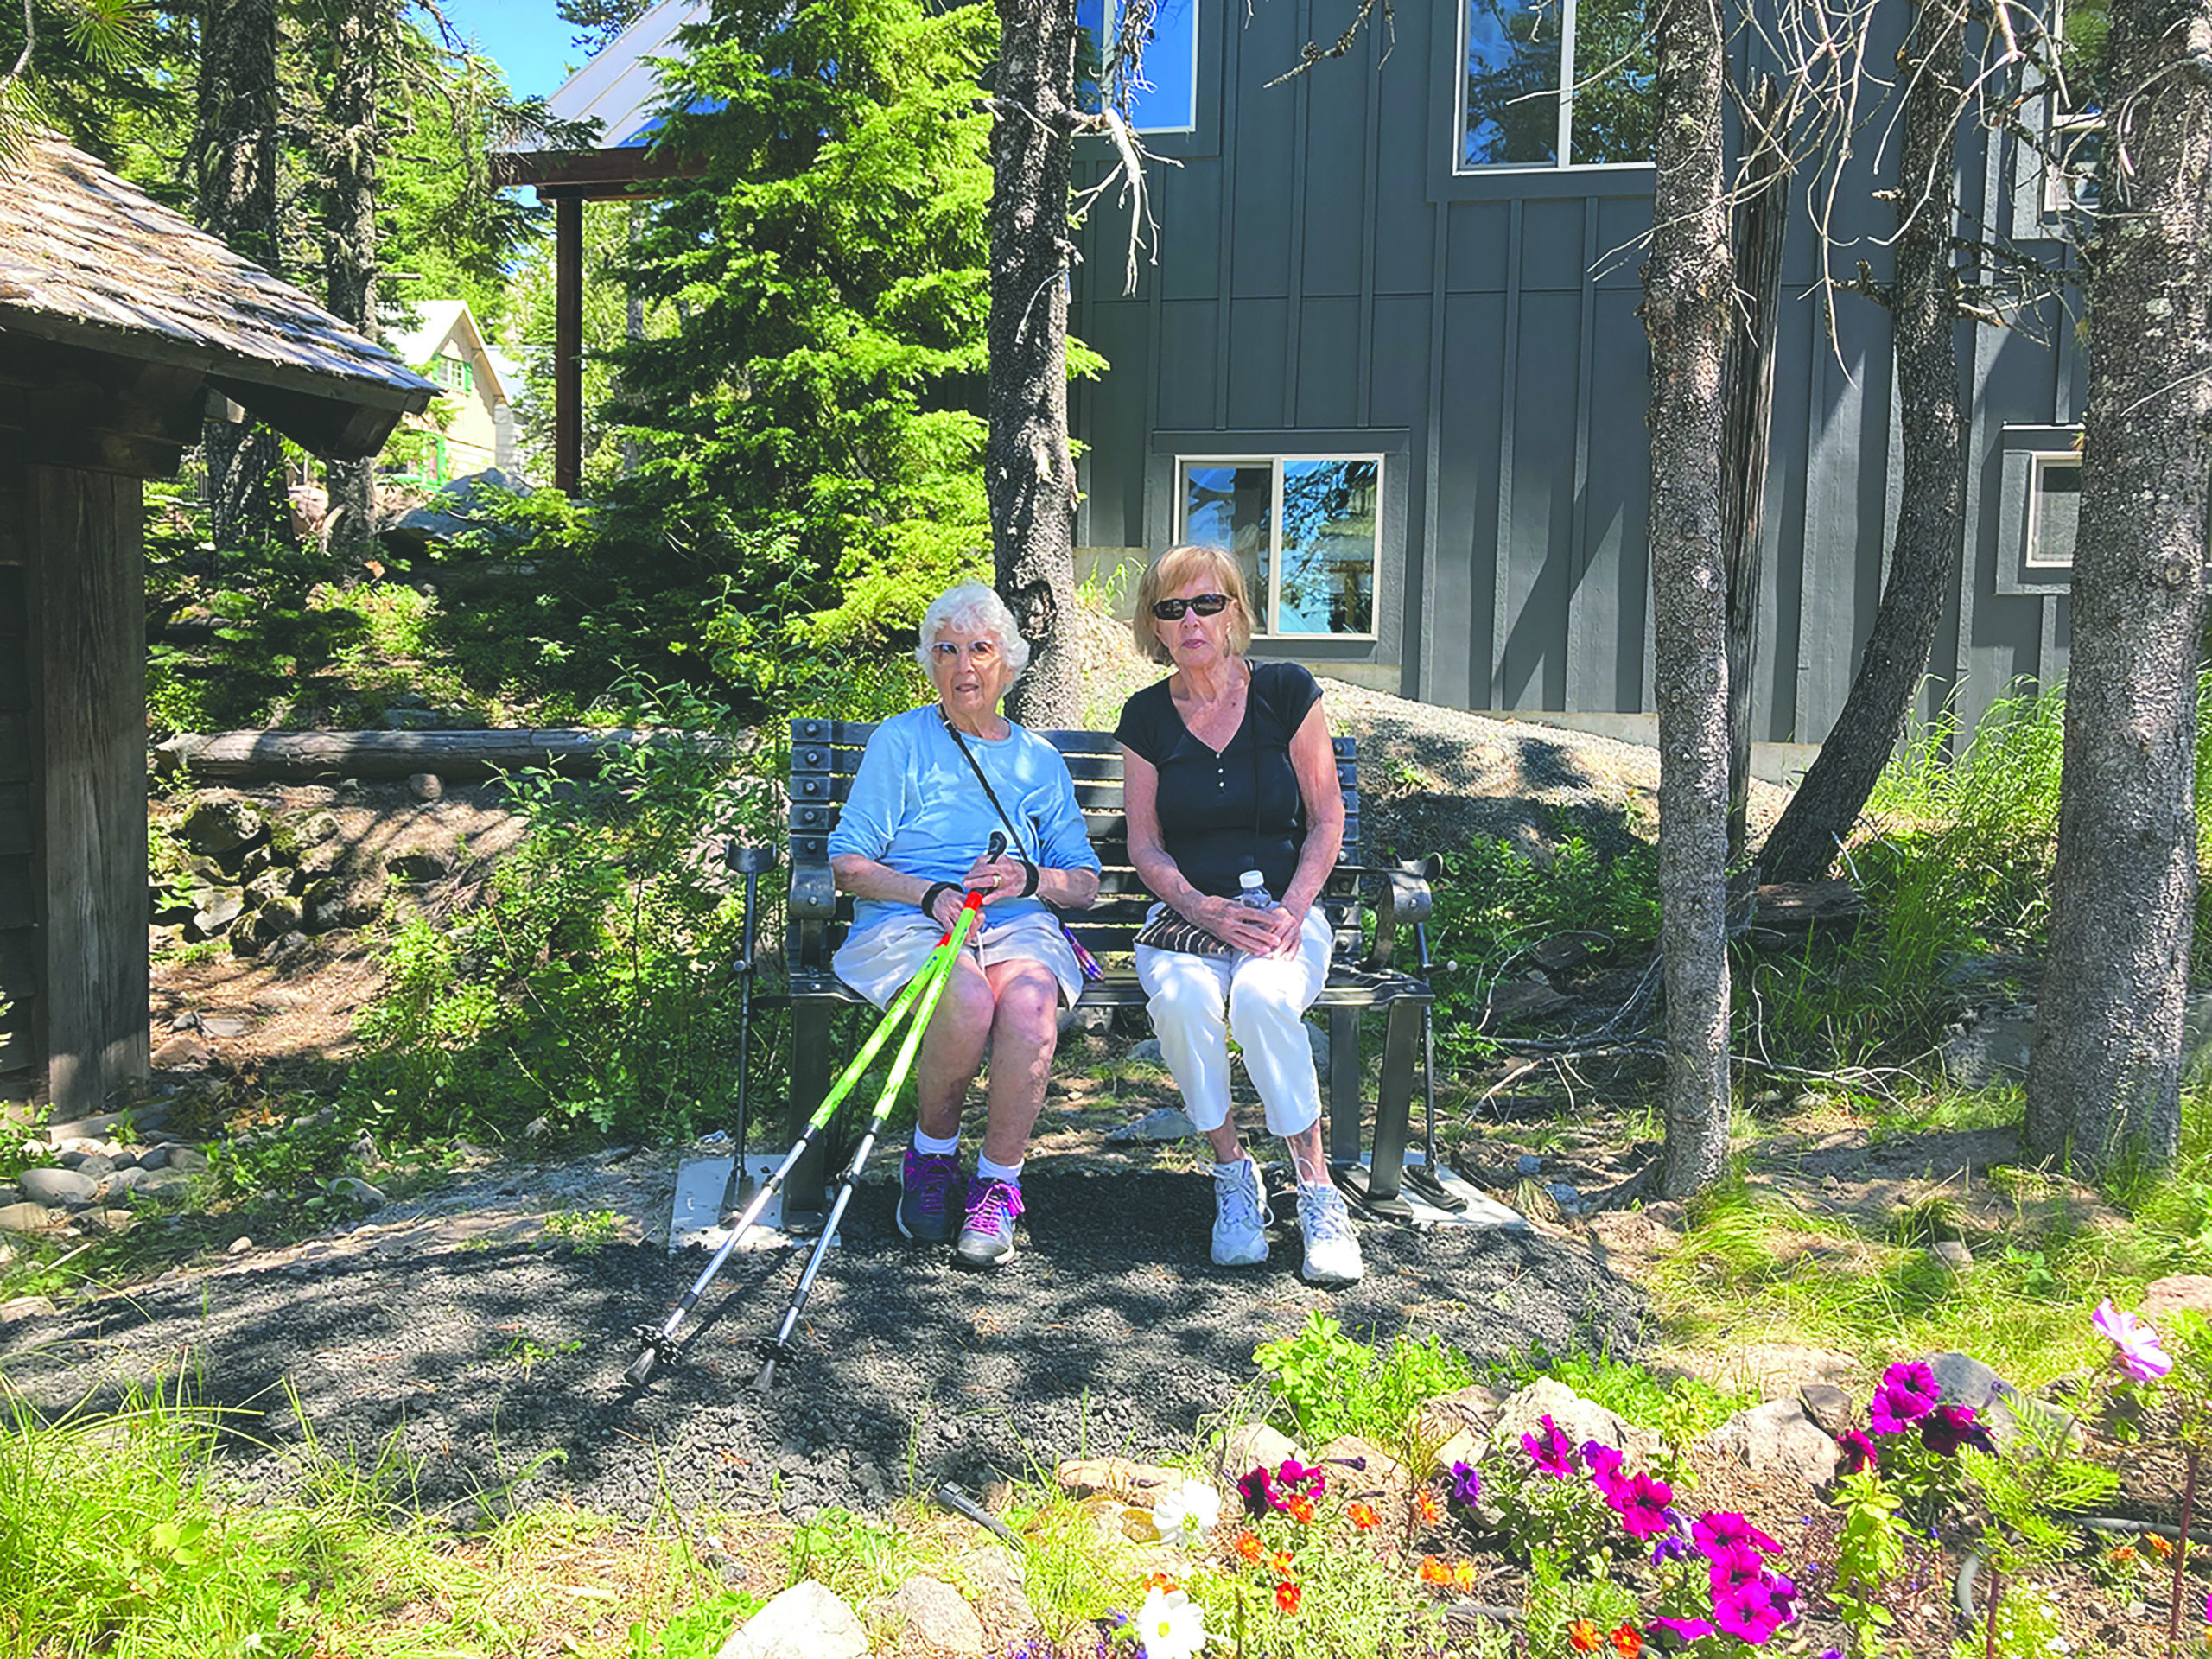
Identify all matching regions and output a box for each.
[305,875,386,932]
[0,1202,54,1234]
[2138,1276,2212,1325]
[254,988,308,1012]
[388,847,454,881]
[297,842,350,880]
[1923,1351,2078,1454]
[0,1294,55,1322]
[200,1016,251,1039]
[1696,1399,1841,1496]
[955,1547,1036,1628]
[130,1169,195,1198]
[1528,931,1611,974]
[1483,977,1573,1027]
[227,1236,254,1255]
[164,1147,209,1173]
[280,809,340,849]
[1546,1181,1583,1216]
[1416,1383,1509,1449]
[181,798,265,856]
[244,868,295,907]
[1106,1106,1197,1142]
[19,1167,98,1207]
[1054,1456,1182,1503]
[1488,1378,1662,1472]
[1125,1038,1166,1066]
[408,772,444,802]
[1797,1382,1858,1440]
[872,1578,982,1654]
[1515,1154,1542,1176]
[267,931,313,966]
[1314,1433,1408,1497]
[46,1104,165,1145]
[137,1144,172,1170]
[1217,1421,1300,1481]
[105,1166,149,1197]
[253,896,304,941]
[715,1580,868,1659]
[328,1176,387,1208]
[63,1153,116,1182]
[188,887,246,938]
[1930,1240,1974,1274]
[1940,1008,2036,1090]
[233,842,275,880]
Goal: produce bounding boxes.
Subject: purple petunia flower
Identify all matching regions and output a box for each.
[1868,1360,1941,1435]
[1919,1401,1996,1458]
[1650,1614,1715,1642]
[1236,1465,1275,1516]
[1448,1459,1484,1506]
[1583,1440,1629,1504]
[2094,1300,2175,1383]
[1692,1511,1782,1566]
[1712,1569,1797,1644]
[1521,1414,1581,1478]
[1835,1428,1878,1474]
[1616,1471,1675,1540]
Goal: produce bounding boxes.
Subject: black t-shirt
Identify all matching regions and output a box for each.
[1116,660,1325,900]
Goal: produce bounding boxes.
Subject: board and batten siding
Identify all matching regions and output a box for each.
[0,462,150,1109]
[1072,0,2084,750]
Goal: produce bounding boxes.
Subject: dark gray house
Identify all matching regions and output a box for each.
[1070,0,2086,753]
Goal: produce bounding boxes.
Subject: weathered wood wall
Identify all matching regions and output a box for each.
[0,463,149,1110]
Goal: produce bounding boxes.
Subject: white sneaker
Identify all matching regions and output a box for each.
[1211,1156,1271,1267]
[1296,1182,1363,1287]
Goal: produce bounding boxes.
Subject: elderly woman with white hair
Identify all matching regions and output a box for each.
[828,582,1101,1268]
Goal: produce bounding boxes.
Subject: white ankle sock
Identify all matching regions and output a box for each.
[976,1154,1023,1185]
[912,1128,960,1157]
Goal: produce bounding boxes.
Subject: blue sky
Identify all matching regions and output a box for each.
[436,0,579,100]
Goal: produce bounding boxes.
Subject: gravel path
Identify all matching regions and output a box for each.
[0,1167,1647,1522]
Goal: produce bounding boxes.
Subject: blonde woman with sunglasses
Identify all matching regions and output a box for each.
[1113,545,1363,1287]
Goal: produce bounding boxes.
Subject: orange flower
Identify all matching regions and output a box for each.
[1567,1619,1603,1653]
[1452,1561,1477,1590]
[1610,1626,1643,1659]
[1275,1580,1302,1615]
[1416,1489,1442,1525]
[1288,1495,1318,1524]
[1268,1548,1296,1579]
[1418,1554,1452,1586]
[1141,1570,1180,1593]
[1232,1529,1263,1565]
[2149,1533,2176,1560]
[2111,1546,2139,1567]
[1346,1500,1380,1530]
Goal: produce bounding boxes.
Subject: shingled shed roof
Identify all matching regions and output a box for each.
[0,134,436,468]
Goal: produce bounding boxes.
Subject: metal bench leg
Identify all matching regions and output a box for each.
[1326,1009,1362,1167]
[785,999,833,1221]
[1365,999,1424,1204]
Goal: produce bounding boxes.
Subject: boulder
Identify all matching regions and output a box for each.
[715,1580,868,1659]
[163,1146,209,1173]
[872,1578,982,1655]
[388,847,454,882]
[1105,1106,1196,1142]
[253,895,305,942]
[151,1033,213,1070]
[2138,1276,2212,1326]
[1488,1378,1662,1471]
[130,1168,196,1198]
[1797,1382,1857,1440]
[20,1166,98,1207]
[1217,1421,1300,1481]
[1923,1351,2078,1454]
[955,1546,1036,1629]
[273,809,340,855]
[0,1294,56,1322]
[1055,1456,1183,1503]
[1695,1399,1841,1496]
[409,772,444,802]
[305,875,387,932]
[328,1176,387,1208]
[245,869,296,907]
[0,1202,54,1234]
[181,798,265,856]
[188,887,246,938]
[232,842,275,880]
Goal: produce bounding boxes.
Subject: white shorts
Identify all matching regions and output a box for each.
[833,908,1084,1010]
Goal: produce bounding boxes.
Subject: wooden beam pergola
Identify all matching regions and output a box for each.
[492,146,708,495]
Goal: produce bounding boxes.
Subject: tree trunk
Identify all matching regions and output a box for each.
[2024,0,2212,1178]
[1641,0,1734,1198]
[988,0,1082,728]
[319,0,382,564]
[1758,0,1968,885]
[194,0,290,557]
[1721,76,1788,863]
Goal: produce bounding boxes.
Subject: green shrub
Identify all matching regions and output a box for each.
[1253,1314,1474,1447]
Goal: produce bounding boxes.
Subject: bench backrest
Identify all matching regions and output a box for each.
[786,717,1366,974]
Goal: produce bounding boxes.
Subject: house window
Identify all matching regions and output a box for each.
[2024,453,2081,569]
[1459,0,1655,169]
[435,355,474,395]
[1179,456,1382,637]
[1077,0,1198,133]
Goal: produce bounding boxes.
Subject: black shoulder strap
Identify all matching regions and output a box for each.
[940,713,1033,860]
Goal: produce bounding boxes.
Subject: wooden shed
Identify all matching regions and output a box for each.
[0,135,435,1113]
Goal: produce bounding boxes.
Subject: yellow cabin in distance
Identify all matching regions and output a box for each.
[379,299,521,486]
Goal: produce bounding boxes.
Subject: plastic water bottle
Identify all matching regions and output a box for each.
[1236,869,1274,911]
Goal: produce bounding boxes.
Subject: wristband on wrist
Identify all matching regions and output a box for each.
[919,880,959,919]
[1019,860,1039,897]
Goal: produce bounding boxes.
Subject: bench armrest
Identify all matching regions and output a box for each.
[791,866,838,924]
[1363,856,1440,974]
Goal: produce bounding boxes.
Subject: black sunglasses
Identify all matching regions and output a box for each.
[1151,593,1233,620]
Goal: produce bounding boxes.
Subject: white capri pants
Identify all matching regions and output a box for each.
[1135,905,1333,1139]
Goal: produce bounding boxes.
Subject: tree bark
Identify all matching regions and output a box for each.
[1642,0,1734,1198]
[988,0,1082,728]
[194,0,289,557]
[2025,0,2212,1177]
[318,0,383,564]
[1758,0,1968,884]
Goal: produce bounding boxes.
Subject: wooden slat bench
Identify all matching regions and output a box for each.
[780,716,1437,1219]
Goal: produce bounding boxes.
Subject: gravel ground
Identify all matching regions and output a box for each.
[0,1167,1647,1523]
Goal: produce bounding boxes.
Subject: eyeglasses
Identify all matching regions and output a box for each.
[1151,594,1232,620]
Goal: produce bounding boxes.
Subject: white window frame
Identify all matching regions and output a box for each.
[2024,451,2082,569]
[1454,0,1652,175]
[1089,0,1199,136]
[1174,452,1386,640]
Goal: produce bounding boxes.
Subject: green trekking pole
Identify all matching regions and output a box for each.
[753,885,986,1389]
[624,890,976,1388]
